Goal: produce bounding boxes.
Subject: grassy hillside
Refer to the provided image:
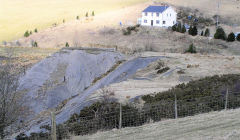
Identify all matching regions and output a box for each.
[73,109,240,140]
[0,0,147,42]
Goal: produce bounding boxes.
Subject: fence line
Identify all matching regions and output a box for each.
[19,90,240,139]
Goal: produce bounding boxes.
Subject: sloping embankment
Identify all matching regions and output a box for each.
[74,109,240,140]
[20,48,162,135]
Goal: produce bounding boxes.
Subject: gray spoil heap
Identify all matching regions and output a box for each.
[18,48,161,135]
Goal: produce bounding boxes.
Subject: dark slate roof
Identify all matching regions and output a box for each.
[143,6,169,13]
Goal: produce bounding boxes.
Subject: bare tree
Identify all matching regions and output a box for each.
[0,50,26,139]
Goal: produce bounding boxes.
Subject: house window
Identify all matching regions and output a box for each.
[163,21,166,24]
[167,14,168,17]
[151,13,153,16]
[156,13,159,17]
[144,20,147,23]
[145,12,148,16]
[170,14,171,17]
[173,21,175,24]
[156,20,160,24]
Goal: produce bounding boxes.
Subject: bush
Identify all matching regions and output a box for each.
[214,27,226,40]
[65,42,69,47]
[32,41,38,47]
[172,24,177,31]
[85,12,88,17]
[188,26,193,35]
[34,28,38,33]
[63,19,65,23]
[92,11,95,16]
[157,67,170,74]
[204,28,210,37]
[177,22,182,32]
[122,25,140,35]
[181,25,186,33]
[201,31,204,36]
[76,16,79,20]
[24,31,30,37]
[185,43,197,53]
[191,26,198,36]
[237,34,240,41]
[227,32,235,42]
[29,31,32,35]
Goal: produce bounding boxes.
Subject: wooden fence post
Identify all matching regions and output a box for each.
[119,103,122,129]
[225,88,229,110]
[51,112,57,140]
[175,93,178,119]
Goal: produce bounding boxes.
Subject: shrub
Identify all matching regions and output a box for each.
[201,31,204,36]
[157,67,170,74]
[122,29,131,35]
[214,27,226,40]
[191,26,198,36]
[92,11,95,16]
[188,26,193,35]
[29,31,32,35]
[237,34,240,41]
[181,25,186,33]
[177,22,182,32]
[63,19,65,23]
[24,31,30,37]
[34,28,38,33]
[172,24,177,31]
[65,42,69,47]
[185,43,197,53]
[85,12,88,17]
[227,32,235,42]
[204,28,210,37]
[32,41,38,47]
[76,16,79,20]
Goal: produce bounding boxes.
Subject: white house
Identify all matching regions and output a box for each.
[138,5,177,27]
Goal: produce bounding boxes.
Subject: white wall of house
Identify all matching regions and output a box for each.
[140,7,177,27]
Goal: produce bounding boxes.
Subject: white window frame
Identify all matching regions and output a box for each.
[156,13,159,17]
[151,13,154,16]
[144,20,147,23]
[145,12,148,16]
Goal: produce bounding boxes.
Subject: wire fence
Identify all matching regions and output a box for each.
[18,90,240,140]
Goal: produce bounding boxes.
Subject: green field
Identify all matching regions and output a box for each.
[0,0,147,42]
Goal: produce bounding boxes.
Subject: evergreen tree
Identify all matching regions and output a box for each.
[227,32,235,42]
[172,24,177,31]
[181,25,186,33]
[76,16,79,20]
[188,26,193,35]
[204,28,210,37]
[92,11,95,16]
[201,31,204,36]
[24,31,30,37]
[185,43,197,53]
[192,26,198,36]
[237,34,240,41]
[34,28,38,33]
[85,12,88,18]
[214,27,226,40]
[177,22,182,32]
[65,42,69,47]
[33,41,38,47]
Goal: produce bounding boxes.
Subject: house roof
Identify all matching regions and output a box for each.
[143,6,169,13]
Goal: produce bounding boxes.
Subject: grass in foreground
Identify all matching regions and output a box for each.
[73,108,240,140]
